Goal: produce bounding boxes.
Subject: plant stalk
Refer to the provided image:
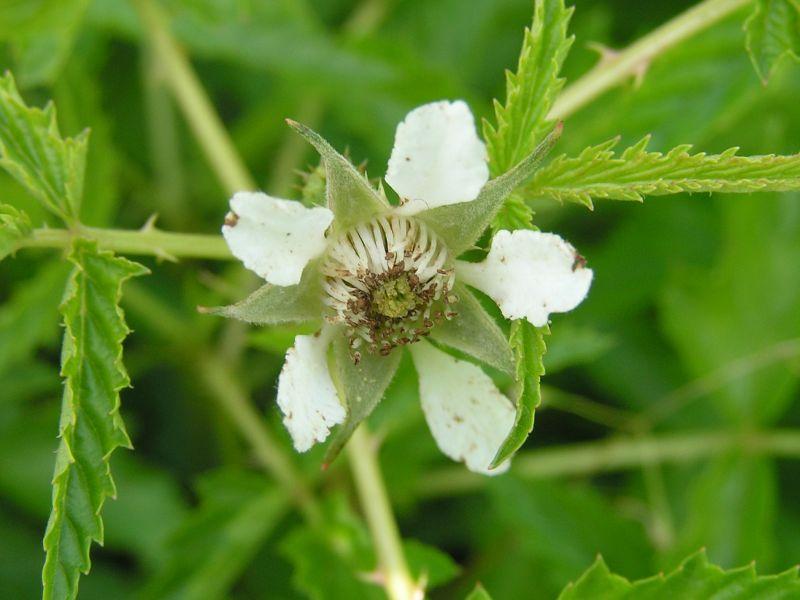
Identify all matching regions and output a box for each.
[550,0,750,120]
[348,427,418,600]
[417,429,800,497]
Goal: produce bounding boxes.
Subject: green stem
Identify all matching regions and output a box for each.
[417,429,800,497]
[549,0,750,120]
[18,226,231,260]
[347,427,418,600]
[132,0,255,194]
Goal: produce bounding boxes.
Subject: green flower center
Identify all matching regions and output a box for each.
[372,274,420,318]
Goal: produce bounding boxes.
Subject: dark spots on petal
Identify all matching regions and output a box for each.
[405,156,411,162]
[224,212,239,227]
[453,414,464,424]
[572,252,587,271]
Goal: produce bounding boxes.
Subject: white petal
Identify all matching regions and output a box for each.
[457,230,593,327]
[222,191,333,286]
[386,100,489,214]
[410,342,515,475]
[276,329,345,452]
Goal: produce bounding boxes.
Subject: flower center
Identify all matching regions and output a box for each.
[322,215,457,361]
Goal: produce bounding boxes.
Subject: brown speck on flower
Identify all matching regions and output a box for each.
[224,211,239,227]
[572,252,587,271]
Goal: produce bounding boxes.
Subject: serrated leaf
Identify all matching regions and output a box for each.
[490,320,547,469]
[420,124,562,255]
[200,260,323,324]
[483,0,574,229]
[527,136,800,208]
[0,203,32,260]
[429,283,513,374]
[558,549,800,599]
[140,469,287,600]
[324,335,402,467]
[0,72,88,223]
[744,0,800,84]
[42,239,148,600]
[287,120,389,231]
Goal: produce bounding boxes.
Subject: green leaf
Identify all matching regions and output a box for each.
[141,469,288,600]
[528,136,800,208]
[490,320,547,468]
[324,335,403,467]
[404,539,460,589]
[0,72,89,222]
[200,260,323,325]
[744,0,800,84]
[287,119,389,231]
[483,0,574,229]
[281,493,383,600]
[558,549,800,599]
[420,124,562,255]
[466,583,494,600]
[42,239,148,600]
[0,203,32,261]
[429,283,513,374]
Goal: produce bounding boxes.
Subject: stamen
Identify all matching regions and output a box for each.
[322,215,456,359]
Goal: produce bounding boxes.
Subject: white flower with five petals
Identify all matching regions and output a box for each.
[208,101,592,474]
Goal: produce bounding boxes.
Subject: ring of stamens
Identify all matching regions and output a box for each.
[322,215,457,362]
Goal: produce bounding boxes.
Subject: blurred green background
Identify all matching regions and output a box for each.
[2,0,800,598]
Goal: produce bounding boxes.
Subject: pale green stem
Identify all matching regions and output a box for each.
[417,429,800,497]
[17,226,231,260]
[348,427,418,600]
[549,0,750,120]
[132,0,255,194]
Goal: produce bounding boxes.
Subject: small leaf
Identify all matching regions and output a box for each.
[466,583,494,600]
[490,320,548,469]
[287,119,389,231]
[558,549,800,599]
[42,239,148,600]
[0,71,88,222]
[0,203,32,260]
[324,336,402,466]
[404,539,460,589]
[483,0,574,229]
[420,124,562,255]
[140,469,288,600]
[744,0,800,84]
[429,283,513,374]
[528,137,800,208]
[200,260,323,324]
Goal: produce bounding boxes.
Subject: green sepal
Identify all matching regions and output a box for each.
[489,319,548,469]
[0,203,32,260]
[0,71,89,223]
[200,260,323,325]
[466,584,494,600]
[323,336,402,467]
[286,119,389,231]
[418,123,562,256]
[428,283,513,374]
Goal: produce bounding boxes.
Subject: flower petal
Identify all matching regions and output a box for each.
[276,329,345,452]
[457,230,593,327]
[410,342,515,475]
[386,100,489,214]
[222,191,333,286]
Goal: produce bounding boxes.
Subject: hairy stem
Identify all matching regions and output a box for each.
[348,427,418,600]
[549,0,750,120]
[418,429,800,497]
[133,0,255,194]
[18,226,231,260]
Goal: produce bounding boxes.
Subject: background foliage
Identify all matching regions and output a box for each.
[1,0,800,598]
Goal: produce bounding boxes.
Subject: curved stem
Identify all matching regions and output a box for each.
[417,429,800,497]
[133,0,255,194]
[348,427,418,600]
[549,0,750,120]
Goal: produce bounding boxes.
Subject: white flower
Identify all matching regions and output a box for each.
[211,101,592,474]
